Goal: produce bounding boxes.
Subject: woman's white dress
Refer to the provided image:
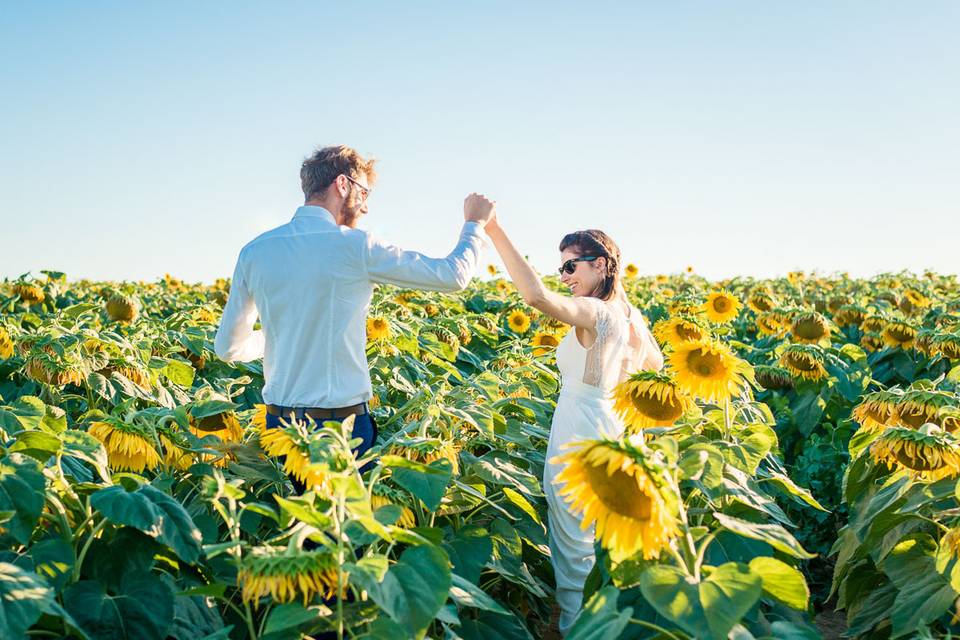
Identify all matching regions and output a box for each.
[544,297,655,635]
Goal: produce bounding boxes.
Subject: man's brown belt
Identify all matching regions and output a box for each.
[265,402,368,421]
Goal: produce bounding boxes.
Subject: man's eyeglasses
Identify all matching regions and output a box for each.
[559,256,599,275]
[343,175,370,201]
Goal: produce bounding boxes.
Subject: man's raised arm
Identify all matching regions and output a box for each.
[365,193,494,291]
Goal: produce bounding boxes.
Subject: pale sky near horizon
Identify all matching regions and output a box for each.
[2,2,958,284]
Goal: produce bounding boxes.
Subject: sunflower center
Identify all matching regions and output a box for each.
[713,298,731,313]
[676,324,703,341]
[631,389,685,422]
[685,349,726,379]
[897,405,936,428]
[893,443,944,471]
[539,335,559,347]
[784,353,818,372]
[793,318,827,340]
[583,461,653,521]
[887,326,916,343]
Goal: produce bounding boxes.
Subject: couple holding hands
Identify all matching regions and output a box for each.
[214,144,662,633]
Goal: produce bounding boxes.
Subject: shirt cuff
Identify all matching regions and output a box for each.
[461,221,483,237]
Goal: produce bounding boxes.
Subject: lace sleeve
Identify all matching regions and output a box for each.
[582,298,616,387]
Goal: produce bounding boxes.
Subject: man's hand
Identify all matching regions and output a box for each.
[464,193,496,227]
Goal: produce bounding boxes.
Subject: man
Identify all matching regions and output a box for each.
[214,145,494,490]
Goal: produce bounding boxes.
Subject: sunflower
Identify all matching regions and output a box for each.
[189,410,244,468]
[495,280,511,294]
[612,372,694,431]
[239,547,342,606]
[105,366,151,390]
[0,327,13,360]
[894,389,958,429]
[653,316,706,348]
[531,331,561,356]
[89,420,162,472]
[869,424,960,481]
[371,485,417,528]
[755,312,784,337]
[827,296,849,314]
[860,332,886,353]
[934,334,960,361]
[778,344,828,382]
[790,312,831,345]
[915,330,937,356]
[852,390,902,432]
[754,365,794,391]
[13,283,44,304]
[487,264,498,276]
[257,418,330,491]
[667,339,754,403]
[685,265,694,274]
[882,321,918,350]
[106,293,139,323]
[747,291,776,313]
[551,439,678,560]
[507,309,531,334]
[159,432,193,470]
[24,358,86,387]
[387,437,460,475]
[624,263,639,278]
[366,316,391,342]
[861,315,887,334]
[833,305,866,328]
[476,315,498,334]
[394,292,414,306]
[702,291,741,324]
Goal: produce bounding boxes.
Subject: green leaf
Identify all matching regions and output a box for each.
[565,586,632,640]
[385,456,453,512]
[759,471,828,512]
[0,562,54,640]
[188,399,239,419]
[713,512,815,559]
[449,574,508,614]
[790,390,826,436]
[64,573,175,640]
[9,396,46,431]
[262,602,323,636]
[29,537,76,591]
[9,430,61,463]
[748,556,809,610]
[90,484,203,563]
[168,595,225,640]
[881,534,957,638]
[60,429,111,481]
[640,562,762,639]
[162,360,196,387]
[458,611,535,640]
[0,454,46,546]
[443,525,493,585]
[364,544,452,636]
[501,487,541,524]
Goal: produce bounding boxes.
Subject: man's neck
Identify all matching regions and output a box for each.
[304,200,342,224]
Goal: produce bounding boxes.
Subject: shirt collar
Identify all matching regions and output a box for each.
[293,206,338,225]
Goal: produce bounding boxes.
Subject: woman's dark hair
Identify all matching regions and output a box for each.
[558,229,621,301]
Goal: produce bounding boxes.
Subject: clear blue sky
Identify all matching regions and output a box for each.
[2,2,958,283]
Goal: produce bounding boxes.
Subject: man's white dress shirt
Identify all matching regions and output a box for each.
[214,206,485,407]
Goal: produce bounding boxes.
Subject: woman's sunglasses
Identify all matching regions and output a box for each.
[559,256,599,275]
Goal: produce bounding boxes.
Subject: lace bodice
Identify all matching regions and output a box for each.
[555,297,654,393]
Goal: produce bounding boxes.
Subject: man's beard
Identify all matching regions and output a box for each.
[338,191,364,228]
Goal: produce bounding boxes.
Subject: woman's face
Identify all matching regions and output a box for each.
[559,249,606,297]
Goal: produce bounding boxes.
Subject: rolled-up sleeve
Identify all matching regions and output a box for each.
[214,254,265,362]
[365,221,485,291]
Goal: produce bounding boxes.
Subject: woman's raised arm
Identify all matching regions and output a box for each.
[484,216,599,330]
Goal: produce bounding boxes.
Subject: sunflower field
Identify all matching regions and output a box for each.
[1,267,959,640]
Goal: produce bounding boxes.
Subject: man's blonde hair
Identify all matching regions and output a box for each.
[300,145,377,201]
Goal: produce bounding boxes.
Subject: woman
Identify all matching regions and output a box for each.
[485,216,663,635]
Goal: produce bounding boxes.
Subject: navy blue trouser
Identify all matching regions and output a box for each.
[264,410,378,493]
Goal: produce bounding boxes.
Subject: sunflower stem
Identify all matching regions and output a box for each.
[74,518,108,581]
